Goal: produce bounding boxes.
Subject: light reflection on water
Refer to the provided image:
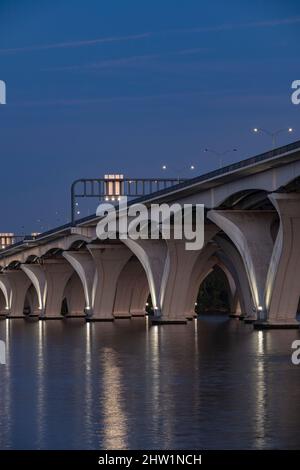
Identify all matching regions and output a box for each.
[0,314,300,449]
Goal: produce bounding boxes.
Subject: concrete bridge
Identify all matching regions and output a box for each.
[1,140,300,328]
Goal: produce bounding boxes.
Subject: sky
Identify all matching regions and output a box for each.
[0,0,300,233]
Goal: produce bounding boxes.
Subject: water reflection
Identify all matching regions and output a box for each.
[0,315,300,449]
[36,320,46,449]
[253,330,267,448]
[0,319,11,448]
[101,347,128,449]
[85,322,93,440]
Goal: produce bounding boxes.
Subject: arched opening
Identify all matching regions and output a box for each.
[24,284,39,316]
[61,297,69,316]
[196,266,232,315]
[113,255,150,317]
[62,271,85,316]
[0,289,6,315]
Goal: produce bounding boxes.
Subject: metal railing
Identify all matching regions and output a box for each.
[70,177,185,224]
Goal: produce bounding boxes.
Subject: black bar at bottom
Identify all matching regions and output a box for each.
[0,450,299,466]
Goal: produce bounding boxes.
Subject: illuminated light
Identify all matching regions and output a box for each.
[111,197,115,201]
[288,127,293,132]
[105,197,109,201]
[194,302,198,306]
[253,128,259,133]
[257,306,263,311]
[5,306,9,310]
[85,306,91,310]
[145,302,149,307]
[162,165,167,170]
[75,202,79,206]
[190,165,195,170]
[77,211,80,215]
[154,306,159,310]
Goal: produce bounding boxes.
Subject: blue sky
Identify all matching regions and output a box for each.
[0,0,300,232]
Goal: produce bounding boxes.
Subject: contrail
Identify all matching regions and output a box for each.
[0,33,151,54]
[1,16,299,55]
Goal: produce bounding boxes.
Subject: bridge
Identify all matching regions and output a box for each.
[0,140,300,328]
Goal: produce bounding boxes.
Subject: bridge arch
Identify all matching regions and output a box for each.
[62,271,85,316]
[113,255,149,318]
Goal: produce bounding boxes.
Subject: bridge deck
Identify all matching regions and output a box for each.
[1,139,300,258]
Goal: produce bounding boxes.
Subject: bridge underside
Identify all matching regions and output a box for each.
[1,148,300,330]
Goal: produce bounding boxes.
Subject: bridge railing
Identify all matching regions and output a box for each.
[70,177,185,224]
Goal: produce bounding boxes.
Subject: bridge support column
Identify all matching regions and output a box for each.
[21,262,72,319]
[130,274,149,317]
[255,193,300,329]
[113,258,148,318]
[0,275,12,316]
[184,243,218,319]
[88,245,132,321]
[156,237,215,324]
[208,211,275,321]
[121,239,167,318]
[123,226,218,324]
[21,264,47,317]
[215,236,254,321]
[4,270,31,317]
[63,251,95,318]
[63,274,86,316]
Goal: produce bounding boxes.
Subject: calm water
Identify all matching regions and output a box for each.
[0,315,300,450]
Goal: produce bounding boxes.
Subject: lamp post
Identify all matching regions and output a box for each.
[161,164,196,180]
[253,127,293,148]
[204,148,237,168]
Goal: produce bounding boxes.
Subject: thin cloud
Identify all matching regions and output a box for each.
[1,16,298,55]
[44,48,209,72]
[0,33,150,54]
[45,54,162,72]
[169,16,300,34]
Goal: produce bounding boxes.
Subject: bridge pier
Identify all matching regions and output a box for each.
[0,275,12,316]
[215,236,254,320]
[208,210,275,321]
[129,276,149,317]
[21,261,74,319]
[152,239,201,324]
[4,270,31,317]
[113,258,148,318]
[87,244,131,321]
[121,239,166,319]
[63,251,94,318]
[63,273,86,317]
[184,244,218,319]
[255,193,300,329]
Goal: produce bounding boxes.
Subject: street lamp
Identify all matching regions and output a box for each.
[204,148,237,168]
[161,164,196,180]
[252,127,293,148]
